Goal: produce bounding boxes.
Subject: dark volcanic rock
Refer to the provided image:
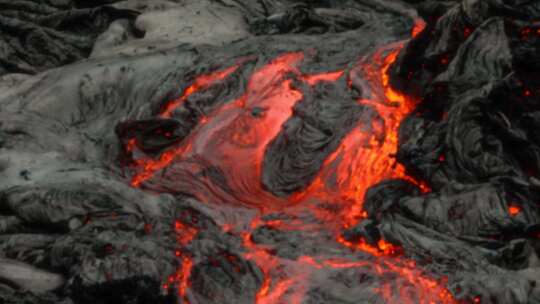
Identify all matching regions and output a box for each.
[0,0,139,76]
[364,0,540,301]
[2,0,540,303]
[262,77,364,196]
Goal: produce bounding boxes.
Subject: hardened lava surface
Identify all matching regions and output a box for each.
[0,1,539,304]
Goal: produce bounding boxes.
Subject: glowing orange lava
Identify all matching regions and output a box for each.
[508,204,522,216]
[124,19,464,304]
[160,65,240,118]
[412,20,427,38]
[162,219,199,302]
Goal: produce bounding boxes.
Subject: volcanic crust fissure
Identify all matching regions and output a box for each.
[1,0,540,304]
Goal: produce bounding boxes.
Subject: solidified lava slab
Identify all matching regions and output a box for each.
[1,1,539,304]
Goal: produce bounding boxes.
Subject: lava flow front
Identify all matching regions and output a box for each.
[121,20,461,304]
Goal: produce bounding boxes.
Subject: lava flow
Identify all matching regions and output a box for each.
[122,19,463,304]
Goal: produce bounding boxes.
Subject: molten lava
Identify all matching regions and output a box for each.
[508,204,522,216]
[160,65,241,119]
[123,20,463,304]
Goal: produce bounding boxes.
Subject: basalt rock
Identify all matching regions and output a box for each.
[1,0,539,303]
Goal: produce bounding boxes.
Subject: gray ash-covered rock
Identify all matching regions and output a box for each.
[1,0,540,304]
[0,0,140,76]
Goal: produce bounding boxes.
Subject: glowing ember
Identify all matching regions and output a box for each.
[179,256,193,300]
[508,204,522,216]
[464,27,472,38]
[174,220,198,246]
[337,236,401,257]
[439,153,446,162]
[440,55,450,65]
[301,70,345,86]
[412,20,426,38]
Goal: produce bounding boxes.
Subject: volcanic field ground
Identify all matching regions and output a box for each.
[1,0,540,304]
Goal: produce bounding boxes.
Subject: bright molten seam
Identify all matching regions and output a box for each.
[124,20,458,304]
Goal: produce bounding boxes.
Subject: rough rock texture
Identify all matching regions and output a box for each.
[1,0,539,304]
[0,0,139,76]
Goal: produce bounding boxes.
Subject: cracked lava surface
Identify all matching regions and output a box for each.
[122,20,464,304]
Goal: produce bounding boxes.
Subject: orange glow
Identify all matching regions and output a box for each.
[126,138,137,153]
[144,223,152,234]
[291,40,429,230]
[123,16,465,304]
[377,239,400,255]
[464,27,472,38]
[412,19,426,38]
[508,204,522,216]
[256,278,296,304]
[160,65,240,118]
[177,255,193,302]
[174,220,198,245]
[440,56,449,65]
[323,259,370,269]
[297,256,323,269]
[338,236,395,257]
[256,276,272,300]
[159,219,199,300]
[301,70,345,86]
[377,260,456,304]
